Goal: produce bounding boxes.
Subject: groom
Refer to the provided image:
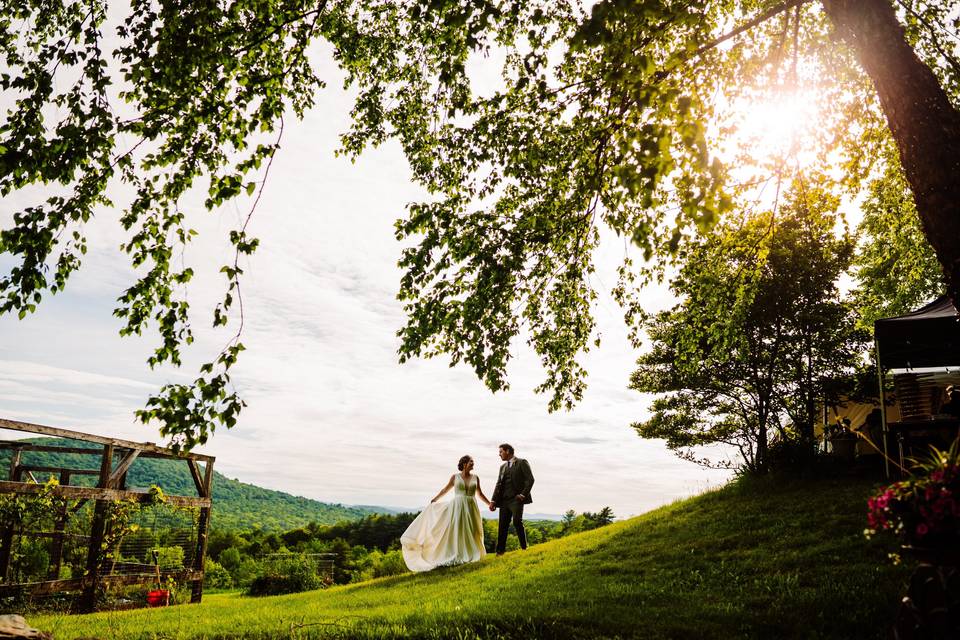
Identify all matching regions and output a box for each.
[489,443,534,556]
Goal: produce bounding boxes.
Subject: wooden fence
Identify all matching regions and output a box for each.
[0,418,215,612]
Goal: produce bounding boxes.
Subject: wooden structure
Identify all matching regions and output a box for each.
[0,418,215,612]
[874,297,960,477]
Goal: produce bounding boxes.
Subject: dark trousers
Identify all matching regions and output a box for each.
[496,499,526,553]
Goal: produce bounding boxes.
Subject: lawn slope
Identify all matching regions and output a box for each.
[35,473,910,639]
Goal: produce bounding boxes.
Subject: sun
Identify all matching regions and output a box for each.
[724,88,824,171]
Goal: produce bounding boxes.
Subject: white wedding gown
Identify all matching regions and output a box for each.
[401,474,486,571]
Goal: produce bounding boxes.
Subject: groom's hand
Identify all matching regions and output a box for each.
[489,502,496,511]
[515,494,524,502]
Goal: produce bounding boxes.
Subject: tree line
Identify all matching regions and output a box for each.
[201,507,616,593]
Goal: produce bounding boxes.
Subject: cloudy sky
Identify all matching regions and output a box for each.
[0,39,732,518]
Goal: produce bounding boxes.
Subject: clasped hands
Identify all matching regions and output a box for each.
[488,494,524,511]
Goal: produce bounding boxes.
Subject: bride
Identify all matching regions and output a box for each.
[401,455,491,572]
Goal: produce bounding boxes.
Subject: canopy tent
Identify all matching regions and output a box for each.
[874,295,960,369]
[873,295,960,477]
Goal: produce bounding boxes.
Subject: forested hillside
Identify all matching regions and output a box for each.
[0,438,381,530]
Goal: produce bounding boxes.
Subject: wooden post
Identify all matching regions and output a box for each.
[0,450,22,582]
[79,444,113,613]
[107,450,140,489]
[190,459,214,603]
[48,471,71,580]
[0,528,11,584]
[7,448,20,481]
[875,341,892,479]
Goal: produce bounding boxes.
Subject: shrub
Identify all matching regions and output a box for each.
[204,558,234,590]
[372,550,407,579]
[219,547,241,572]
[234,557,260,586]
[246,557,322,596]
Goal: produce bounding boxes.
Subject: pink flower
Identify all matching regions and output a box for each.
[916,523,929,537]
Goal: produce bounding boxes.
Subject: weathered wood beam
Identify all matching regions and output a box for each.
[202,459,215,499]
[191,506,210,604]
[108,450,140,488]
[188,460,205,498]
[0,417,214,463]
[0,570,204,598]
[6,449,20,483]
[0,481,212,508]
[0,529,11,583]
[18,465,100,477]
[191,458,215,603]
[0,442,180,460]
[79,444,113,612]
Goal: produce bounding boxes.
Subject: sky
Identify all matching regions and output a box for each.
[0,39,733,519]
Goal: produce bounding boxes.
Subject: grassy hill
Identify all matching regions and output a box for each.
[34,472,912,639]
[0,438,381,531]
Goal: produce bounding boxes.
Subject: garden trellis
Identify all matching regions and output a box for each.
[0,418,215,612]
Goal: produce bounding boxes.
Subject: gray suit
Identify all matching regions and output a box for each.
[492,457,534,553]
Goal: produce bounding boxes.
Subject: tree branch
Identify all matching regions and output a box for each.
[690,0,813,61]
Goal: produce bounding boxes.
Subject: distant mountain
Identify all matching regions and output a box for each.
[0,438,388,531]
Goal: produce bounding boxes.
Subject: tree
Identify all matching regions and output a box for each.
[2,1,958,444]
[582,506,615,529]
[631,190,868,472]
[853,147,945,329]
[328,537,354,584]
[219,546,242,573]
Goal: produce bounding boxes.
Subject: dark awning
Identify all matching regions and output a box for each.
[874,296,960,369]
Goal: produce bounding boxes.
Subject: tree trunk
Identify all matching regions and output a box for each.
[821,0,960,303]
[756,400,769,472]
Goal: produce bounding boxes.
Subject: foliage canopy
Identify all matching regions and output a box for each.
[2,0,959,445]
[631,188,868,471]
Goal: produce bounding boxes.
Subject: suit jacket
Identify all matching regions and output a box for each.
[492,457,534,505]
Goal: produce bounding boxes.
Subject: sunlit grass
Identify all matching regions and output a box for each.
[34,472,910,639]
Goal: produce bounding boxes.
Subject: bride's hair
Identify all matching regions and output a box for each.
[457,455,472,471]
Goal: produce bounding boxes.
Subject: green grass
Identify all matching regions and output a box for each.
[33,473,911,639]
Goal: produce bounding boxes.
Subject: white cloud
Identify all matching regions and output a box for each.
[0,47,732,519]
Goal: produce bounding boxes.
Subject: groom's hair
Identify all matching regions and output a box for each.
[499,443,514,455]
[458,455,472,471]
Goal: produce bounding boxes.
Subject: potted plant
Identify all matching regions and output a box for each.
[825,417,858,460]
[866,438,960,562]
[866,439,960,638]
[146,549,170,607]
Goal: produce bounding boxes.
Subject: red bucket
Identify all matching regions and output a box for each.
[146,589,169,607]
